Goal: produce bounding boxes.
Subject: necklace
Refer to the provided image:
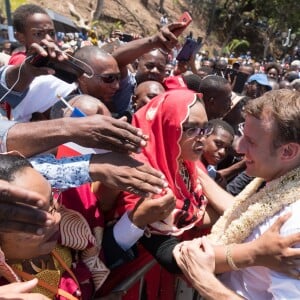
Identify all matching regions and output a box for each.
[208,166,300,245]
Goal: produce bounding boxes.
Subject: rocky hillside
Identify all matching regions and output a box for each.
[28,0,209,45]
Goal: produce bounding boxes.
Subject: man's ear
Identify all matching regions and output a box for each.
[280,143,300,161]
[77,74,88,92]
[14,32,25,45]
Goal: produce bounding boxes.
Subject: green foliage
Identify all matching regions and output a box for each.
[223,39,250,55]
[96,20,123,36]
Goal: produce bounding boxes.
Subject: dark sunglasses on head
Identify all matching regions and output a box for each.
[93,73,121,83]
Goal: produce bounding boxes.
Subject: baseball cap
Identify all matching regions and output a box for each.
[291,60,300,68]
[247,73,272,90]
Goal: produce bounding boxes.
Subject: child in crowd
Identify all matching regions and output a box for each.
[200,119,234,186]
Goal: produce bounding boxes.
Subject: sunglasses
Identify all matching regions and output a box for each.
[183,125,213,138]
[93,73,121,83]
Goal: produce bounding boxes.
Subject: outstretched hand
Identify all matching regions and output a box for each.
[129,188,176,228]
[254,212,300,279]
[24,36,68,77]
[70,114,150,154]
[152,22,186,52]
[0,180,55,235]
[173,236,216,285]
[90,152,168,197]
[0,278,51,299]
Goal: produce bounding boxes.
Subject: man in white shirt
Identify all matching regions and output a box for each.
[174,89,300,299]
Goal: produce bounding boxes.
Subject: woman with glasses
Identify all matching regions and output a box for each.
[0,154,109,300]
[101,89,222,275]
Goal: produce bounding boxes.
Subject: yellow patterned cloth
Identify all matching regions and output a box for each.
[11,245,72,299]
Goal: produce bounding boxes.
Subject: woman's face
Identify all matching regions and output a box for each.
[201,127,233,166]
[0,167,61,261]
[179,101,208,161]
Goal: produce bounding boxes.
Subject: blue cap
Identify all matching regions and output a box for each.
[247,73,272,90]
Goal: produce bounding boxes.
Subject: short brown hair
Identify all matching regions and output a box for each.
[244,89,300,147]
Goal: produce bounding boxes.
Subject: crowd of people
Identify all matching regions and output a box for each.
[0,3,299,300]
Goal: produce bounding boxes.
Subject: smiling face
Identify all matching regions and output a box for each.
[201,127,233,166]
[0,167,61,261]
[237,113,284,181]
[179,101,208,162]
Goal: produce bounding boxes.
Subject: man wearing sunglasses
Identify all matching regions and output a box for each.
[74,45,122,114]
[2,44,123,122]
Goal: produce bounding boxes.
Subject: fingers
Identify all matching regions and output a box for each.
[90,153,168,196]
[153,189,176,218]
[88,115,148,152]
[0,293,51,300]
[127,168,168,197]
[97,135,143,154]
[27,43,48,57]
[151,22,183,52]
[110,118,147,147]
[201,236,215,257]
[39,38,67,60]
[0,278,38,293]
[173,243,183,263]
[75,115,150,153]
[0,201,50,224]
[270,212,292,232]
[0,217,54,235]
[168,22,188,38]
[0,180,47,208]
[0,279,51,299]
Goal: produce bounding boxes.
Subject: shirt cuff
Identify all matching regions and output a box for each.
[113,212,144,251]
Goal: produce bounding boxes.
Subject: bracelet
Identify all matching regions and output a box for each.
[225,244,240,271]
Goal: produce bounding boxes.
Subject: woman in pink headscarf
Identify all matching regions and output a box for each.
[97,89,221,299]
[117,89,212,235]
[101,89,220,273]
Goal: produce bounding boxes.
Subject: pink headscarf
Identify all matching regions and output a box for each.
[116,89,207,236]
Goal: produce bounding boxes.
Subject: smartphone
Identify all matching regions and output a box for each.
[178,12,192,25]
[172,12,192,37]
[176,38,198,61]
[177,36,202,61]
[29,52,86,83]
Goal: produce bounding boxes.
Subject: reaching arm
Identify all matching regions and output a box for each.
[31,151,167,197]
[5,114,150,157]
[174,237,243,299]
[198,167,235,214]
[174,213,300,279]
[218,159,246,182]
[112,23,184,76]
[214,213,300,276]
